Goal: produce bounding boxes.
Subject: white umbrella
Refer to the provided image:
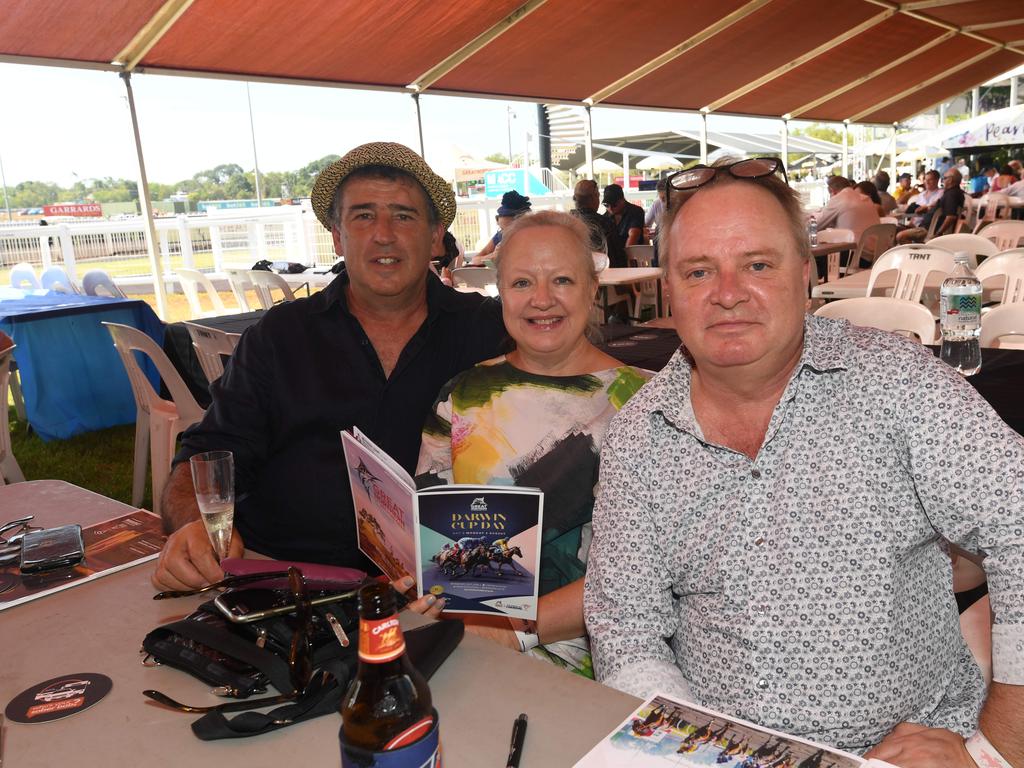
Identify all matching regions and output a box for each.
[636,154,682,171]
[576,158,622,174]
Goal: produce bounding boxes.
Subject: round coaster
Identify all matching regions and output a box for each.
[5,673,112,724]
[0,572,16,595]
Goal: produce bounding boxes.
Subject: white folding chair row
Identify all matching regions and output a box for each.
[103,322,205,516]
[980,304,1024,349]
[977,220,1024,252]
[183,323,241,383]
[814,297,937,344]
[973,193,1012,233]
[81,269,126,298]
[0,345,26,484]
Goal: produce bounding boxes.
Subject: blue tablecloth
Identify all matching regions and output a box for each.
[0,293,163,441]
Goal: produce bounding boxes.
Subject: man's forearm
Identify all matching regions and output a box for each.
[979,682,1024,766]
[160,463,201,533]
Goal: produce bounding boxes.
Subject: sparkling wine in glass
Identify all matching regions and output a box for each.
[189,450,235,560]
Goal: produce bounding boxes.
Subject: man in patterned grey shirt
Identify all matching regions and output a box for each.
[584,157,1023,766]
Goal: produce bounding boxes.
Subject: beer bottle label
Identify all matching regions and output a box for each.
[340,712,442,767]
[358,615,405,663]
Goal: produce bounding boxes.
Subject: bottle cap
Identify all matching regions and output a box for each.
[953,250,970,264]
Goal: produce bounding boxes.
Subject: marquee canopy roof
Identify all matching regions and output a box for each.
[2,0,1023,124]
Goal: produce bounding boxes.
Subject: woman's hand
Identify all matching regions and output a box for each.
[391,576,446,619]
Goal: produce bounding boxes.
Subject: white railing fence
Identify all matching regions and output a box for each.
[1,192,672,290]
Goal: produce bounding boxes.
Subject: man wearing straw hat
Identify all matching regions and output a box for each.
[152,142,505,591]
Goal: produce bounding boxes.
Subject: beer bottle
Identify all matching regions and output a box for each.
[341,581,433,752]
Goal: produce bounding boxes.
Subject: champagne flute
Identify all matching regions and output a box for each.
[189,450,235,560]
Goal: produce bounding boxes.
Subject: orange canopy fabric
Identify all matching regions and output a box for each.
[1,0,1022,124]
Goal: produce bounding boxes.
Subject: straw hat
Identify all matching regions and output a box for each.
[310,142,456,231]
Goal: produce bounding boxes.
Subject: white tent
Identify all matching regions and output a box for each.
[941,105,1024,151]
[636,154,683,171]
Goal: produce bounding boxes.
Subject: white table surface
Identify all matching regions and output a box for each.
[0,481,640,767]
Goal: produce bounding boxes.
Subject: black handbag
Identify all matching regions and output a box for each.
[142,575,463,740]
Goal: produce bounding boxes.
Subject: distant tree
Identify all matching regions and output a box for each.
[485,152,509,165]
[793,124,844,145]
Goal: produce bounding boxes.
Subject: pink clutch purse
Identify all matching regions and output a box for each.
[220,558,367,590]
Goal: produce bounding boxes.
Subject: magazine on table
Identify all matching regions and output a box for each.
[0,509,166,611]
[340,427,543,620]
[574,692,899,768]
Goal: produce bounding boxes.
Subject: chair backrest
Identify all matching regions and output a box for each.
[176,268,227,318]
[865,245,956,303]
[40,266,78,294]
[927,233,999,269]
[814,297,937,343]
[81,269,126,298]
[183,322,242,383]
[850,223,897,271]
[102,322,204,427]
[625,244,655,267]
[9,263,40,290]
[977,220,1024,252]
[974,193,1011,232]
[450,267,497,291]
[248,270,296,310]
[224,267,255,312]
[956,194,976,233]
[816,228,854,244]
[980,304,1024,349]
[975,249,1024,305]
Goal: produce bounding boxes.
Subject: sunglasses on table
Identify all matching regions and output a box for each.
[666,158,788,209]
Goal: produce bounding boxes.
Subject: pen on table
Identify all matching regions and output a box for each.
[506,712,527,768]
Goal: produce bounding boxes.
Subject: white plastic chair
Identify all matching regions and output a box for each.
[927,234,998,269]
[249,270,296,310]
[224,268,256,312]
[974,193,1011,232]
[176,268,227,318]
[865,245,956,304]
[9,263,40,290]
[450,267,498,293]
[980,304,1024,349]
[814,297,937,343]
[626,244,660,319]
[183,322,241,384]
[977,220,1024,252]
[0,344,26,484]
[847,223,897,274]
[81,269,126,298]
[103,322,205,516]
[40,266,78,294]
[976,250,1024,306]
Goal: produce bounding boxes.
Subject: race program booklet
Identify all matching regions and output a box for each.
[574,693,899,768]
[341,428,544,620]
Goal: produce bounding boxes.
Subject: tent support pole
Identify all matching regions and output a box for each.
[412,92,425,158]
[699,111,708,164]
[780,118,789,178]
[246,82,262,207]
[585,105,594,178]
[890,124,897,188]
[842,121,850,178]
[120,70,168,320]
[1011,75,1019,108]
[0,149,11,222]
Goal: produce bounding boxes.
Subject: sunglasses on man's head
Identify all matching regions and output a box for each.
[666,158,788,209]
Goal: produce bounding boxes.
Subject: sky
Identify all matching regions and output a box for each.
[0,62,780,189]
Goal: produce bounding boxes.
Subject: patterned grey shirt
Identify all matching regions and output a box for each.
[584,315,1024,753]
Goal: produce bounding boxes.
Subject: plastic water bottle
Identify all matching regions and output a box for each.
[808,216,818,246]
[939,251,982,376]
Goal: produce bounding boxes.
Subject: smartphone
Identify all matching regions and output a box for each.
[20,525,85,574]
